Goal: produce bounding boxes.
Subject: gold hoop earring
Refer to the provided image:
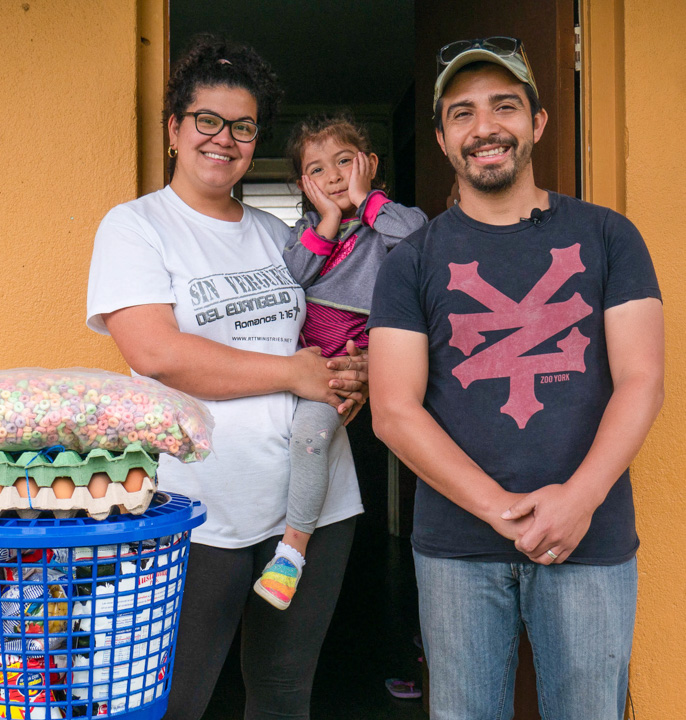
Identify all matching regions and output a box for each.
[167,146,177,159]
[246,160,255,173]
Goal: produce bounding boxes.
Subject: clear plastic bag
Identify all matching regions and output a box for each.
[0,368,213,462]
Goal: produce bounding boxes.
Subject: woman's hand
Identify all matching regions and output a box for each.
[289,341,366,411]
[326,340,369,424]
[347,152,375,209]
[301,175,341,239]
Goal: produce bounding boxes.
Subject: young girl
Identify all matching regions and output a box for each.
[254,112,427,610]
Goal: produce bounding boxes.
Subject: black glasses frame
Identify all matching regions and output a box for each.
[181,111,260,142]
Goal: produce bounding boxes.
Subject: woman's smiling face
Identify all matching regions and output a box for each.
[168,84,258,201]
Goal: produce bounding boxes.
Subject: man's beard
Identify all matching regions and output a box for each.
[450,135,533,193]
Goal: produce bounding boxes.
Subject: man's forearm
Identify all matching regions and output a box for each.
[565,371,664,505]
[368,327,531,539]
[372,400,509,522]
[567,298,665,506]
[506,371,664,562]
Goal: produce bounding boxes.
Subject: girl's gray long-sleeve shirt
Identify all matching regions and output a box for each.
[283,191,427,314]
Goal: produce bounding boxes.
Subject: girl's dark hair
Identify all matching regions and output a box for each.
[286,111,386,214]
[165,33,283,176]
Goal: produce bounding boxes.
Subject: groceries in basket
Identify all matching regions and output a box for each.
[1,571,69,651]
[0,653,66,718]
[0,536,185,717]
[70,535,185,713]
[0,494,204,719]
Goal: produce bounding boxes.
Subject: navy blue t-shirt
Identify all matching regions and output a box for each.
[368,192,661,564]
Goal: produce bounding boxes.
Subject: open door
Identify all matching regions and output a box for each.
[415,0,576,218]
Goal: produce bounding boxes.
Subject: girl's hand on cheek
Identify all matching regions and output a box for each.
[302,175,341,239]
[302,176,339,218]
[348,153,373,209]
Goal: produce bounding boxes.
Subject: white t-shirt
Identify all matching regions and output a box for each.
[87,186,362,548]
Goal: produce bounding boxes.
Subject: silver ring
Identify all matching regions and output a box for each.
[546,549,558,561]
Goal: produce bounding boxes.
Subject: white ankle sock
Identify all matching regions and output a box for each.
[276,540,306,570]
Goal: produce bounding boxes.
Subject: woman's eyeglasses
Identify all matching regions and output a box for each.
[182,112,260,143]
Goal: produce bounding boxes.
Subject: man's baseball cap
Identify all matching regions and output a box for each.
[433,37,539,112]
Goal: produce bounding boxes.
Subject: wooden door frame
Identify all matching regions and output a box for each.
[137,0,169,197]
[579,8,632,719]
[579,0,626,213]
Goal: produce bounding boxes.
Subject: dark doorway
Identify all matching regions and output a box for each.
[171,0,418,206]
[415,0,577,219]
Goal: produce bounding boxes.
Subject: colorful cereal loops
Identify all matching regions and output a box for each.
[0,368,213,462]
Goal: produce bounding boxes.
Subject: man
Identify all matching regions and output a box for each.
[368,37,663,720]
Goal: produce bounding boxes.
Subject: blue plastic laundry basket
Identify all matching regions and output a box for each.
[0,491,206,719]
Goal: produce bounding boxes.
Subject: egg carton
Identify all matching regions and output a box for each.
[0,444,158,520]
[0,443,157,488]
[0,475,157,520]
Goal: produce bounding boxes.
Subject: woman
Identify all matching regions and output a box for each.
[86,34,365,720]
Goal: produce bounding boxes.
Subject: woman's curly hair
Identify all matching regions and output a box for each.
[286,111,386,215]
[165,33,283,175]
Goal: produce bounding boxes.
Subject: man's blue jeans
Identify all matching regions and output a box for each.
[414,551,637,720]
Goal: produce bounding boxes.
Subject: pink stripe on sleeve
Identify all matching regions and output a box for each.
[361,191,390,227]
[300,227,337,256]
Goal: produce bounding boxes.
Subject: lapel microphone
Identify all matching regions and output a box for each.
[521,208,545,226]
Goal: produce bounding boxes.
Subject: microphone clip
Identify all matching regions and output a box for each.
[529,208,543,225]
[520,208,545,226]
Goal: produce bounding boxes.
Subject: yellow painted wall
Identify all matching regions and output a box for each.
[0,1,683,715]
[0,0,145,373]
[622,1,686,716]
[583,2,685,716]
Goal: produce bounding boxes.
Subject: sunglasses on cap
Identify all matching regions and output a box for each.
[434,36,538,111]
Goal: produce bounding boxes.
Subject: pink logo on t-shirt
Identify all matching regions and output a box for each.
[448,244,592,429]
[321,234,357,276]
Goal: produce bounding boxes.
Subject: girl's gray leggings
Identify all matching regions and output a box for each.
[286,399,344,534]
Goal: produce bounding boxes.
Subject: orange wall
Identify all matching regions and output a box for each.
[0,0,140,373]
[622,0,686,716]
[583,2,686,715]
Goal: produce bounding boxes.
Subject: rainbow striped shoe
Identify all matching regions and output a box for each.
[254,555,302,610]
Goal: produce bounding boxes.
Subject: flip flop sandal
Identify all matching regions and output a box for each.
[385,678,422,699]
